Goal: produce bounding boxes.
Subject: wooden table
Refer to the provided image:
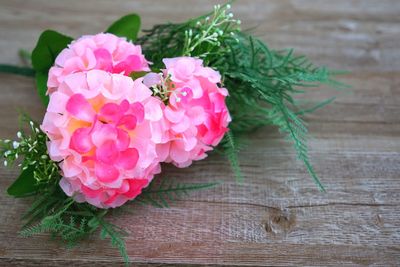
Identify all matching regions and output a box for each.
[0,0,399,266]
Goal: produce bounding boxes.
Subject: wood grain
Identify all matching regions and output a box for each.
[0,0,399,266]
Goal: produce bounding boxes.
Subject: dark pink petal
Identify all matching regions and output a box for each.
[124,179,148,198]
[81,185,102,198]
[119,99,130,113]
[70,127,93,153]
[116,129,130,151]
[99,102,122,123]
[116,148,139,170]
[113,55,141,75]
[94,48,113,72]
[130,102,145,123]
[66,94,95,122]
[95,162,120,183]
[118,114,137,130]
[96,140,119,164]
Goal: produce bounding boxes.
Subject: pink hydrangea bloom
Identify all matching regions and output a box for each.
[41,70,165,208]
[47,33,150,94]
[155,57,231,167]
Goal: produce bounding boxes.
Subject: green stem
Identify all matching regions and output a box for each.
[0,64,35,77]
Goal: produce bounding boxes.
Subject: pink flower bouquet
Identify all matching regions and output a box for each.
[0,3,343,264]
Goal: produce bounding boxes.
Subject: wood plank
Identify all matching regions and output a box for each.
[0,0,399,266]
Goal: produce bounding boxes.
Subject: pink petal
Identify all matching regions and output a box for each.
[124,179,148,198]
[70,127,93,153]
[171,116,190,133]
[96,140,119,164]
[81,184,102,198]
[187,106,206,125]
[118,114,137,130]
[114,55,142,75]
[144,97,163,121]
[130,102,145,123]
[47,91,69,114]
[66,94,95,122]
[116,148,139,170]
[91,123,118,147]
[128,78,152,102]
[94,48,113,72]
[164,106,185,123]
[170,142,190,163]
[119,99,130,112]
[99,102,122,123]
[95,162,120,183]
[116,129,130,151]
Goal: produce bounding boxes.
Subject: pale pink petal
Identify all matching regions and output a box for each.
[171,116,190,133]
[164,106,185,123]
[91,123,117,147]
[47,91,69,114]
[144,97,163,121]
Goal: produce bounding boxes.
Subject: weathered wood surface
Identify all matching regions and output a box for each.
[0,0,399,266]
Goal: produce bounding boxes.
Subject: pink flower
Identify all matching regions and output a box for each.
[156,57,231,167]
[41,70,165,208]
[47,33,150,94]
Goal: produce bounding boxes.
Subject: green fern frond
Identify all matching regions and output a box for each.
[221,131,243,182]
[136,178,219,208]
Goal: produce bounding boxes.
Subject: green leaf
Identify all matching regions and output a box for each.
[35,72,49,105]
[7,165,39,197]
[106,14,141,41]
[31,30,73,106]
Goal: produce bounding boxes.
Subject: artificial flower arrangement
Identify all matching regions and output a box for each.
[0,3,345,265]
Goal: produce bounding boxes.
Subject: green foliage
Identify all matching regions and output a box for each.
[219,131,243,182]
[106,14,141,41]
[7,165,39,197]
[0,64,34,77]
[136,177,219,208]
[138,4,346,190]
[31,30,73,105]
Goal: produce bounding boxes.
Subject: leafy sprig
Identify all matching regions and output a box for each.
[138,4,346,190]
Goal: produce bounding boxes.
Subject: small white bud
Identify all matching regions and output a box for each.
[4,140,10,144]
[228,13,234,18]
[15,153,18,159]
[188,29,193,36]
[237,20,241,25]
[196,21,201,26]
[205,16,210,21]
[35,128,40,133]
[12,141,19,149]
[17,131,22,139]
[3,161,8,167]
[226,4,231,9]
[29,121,34,127]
